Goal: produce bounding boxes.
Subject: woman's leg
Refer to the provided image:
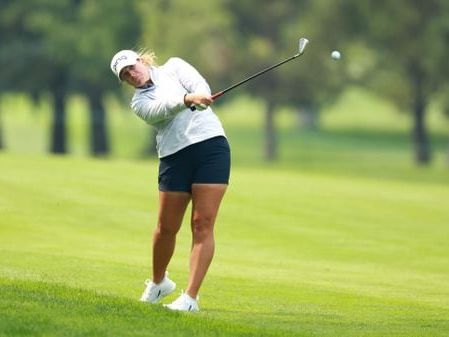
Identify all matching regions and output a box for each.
[152,191,191,284]
[186,184,227,298]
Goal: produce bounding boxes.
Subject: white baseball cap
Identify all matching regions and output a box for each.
[110,50,139,80]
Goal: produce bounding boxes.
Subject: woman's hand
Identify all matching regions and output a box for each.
[184,93,214,110]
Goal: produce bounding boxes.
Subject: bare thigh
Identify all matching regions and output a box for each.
[190,184,227,233]
[158,191,191,232]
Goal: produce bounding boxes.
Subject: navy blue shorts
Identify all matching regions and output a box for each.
[158,136,231,193]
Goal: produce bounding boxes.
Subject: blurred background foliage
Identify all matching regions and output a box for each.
[0,0,448,167]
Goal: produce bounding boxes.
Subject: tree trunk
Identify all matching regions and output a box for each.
[447,141,449,166]
[264,99,277,161]
[411,71,431,164]
[0,101,3,150]
[297,102,319,131]
[87,93,109,156]
[50,89,67,154]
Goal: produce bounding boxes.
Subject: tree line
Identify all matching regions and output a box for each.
[0,0,448,164]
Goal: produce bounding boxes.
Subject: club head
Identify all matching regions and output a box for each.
[298,38,309,55]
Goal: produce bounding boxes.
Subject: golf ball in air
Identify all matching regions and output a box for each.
[331,50,341,60]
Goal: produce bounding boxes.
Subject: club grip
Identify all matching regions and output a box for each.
[189,91,224,111]
[212,92,224,100]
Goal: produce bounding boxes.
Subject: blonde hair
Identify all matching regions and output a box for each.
[137,48,157,66]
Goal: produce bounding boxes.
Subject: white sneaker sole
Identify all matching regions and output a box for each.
[164,304,199,312]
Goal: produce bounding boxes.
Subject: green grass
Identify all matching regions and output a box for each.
[1,152,449,337]
[1,87,449,335]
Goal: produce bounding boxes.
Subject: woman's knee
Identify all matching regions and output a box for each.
[191,215,215,240]
[155,221,180,237]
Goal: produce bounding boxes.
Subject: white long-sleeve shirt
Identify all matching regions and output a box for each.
[130,57,225,158]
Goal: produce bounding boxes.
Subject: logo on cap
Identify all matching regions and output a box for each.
[112,55,128,73]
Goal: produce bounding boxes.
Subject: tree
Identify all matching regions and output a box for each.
[339,0,449,164]
[0,0,141,156]
[136,0,235,156]
[226,1,350,160]
[70,0,141,156]
[137,0,234,85]
[283,0,352,131]
[0,0,80,154]
[439,87,449,164]
[220,1,303,160]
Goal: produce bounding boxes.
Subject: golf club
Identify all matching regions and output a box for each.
[190,37,309,111]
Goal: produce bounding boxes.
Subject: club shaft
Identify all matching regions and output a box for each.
[215,53,301,97]
[190,50,304,110]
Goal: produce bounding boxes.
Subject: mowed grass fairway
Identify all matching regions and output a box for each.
[1,151,449,337]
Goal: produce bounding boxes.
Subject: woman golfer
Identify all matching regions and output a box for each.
[110,50,230,312]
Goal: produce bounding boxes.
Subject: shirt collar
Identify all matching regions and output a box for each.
[137,66,158,90]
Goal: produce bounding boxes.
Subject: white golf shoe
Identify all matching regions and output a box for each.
[164,292,199,312]
[140,272,176,304]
